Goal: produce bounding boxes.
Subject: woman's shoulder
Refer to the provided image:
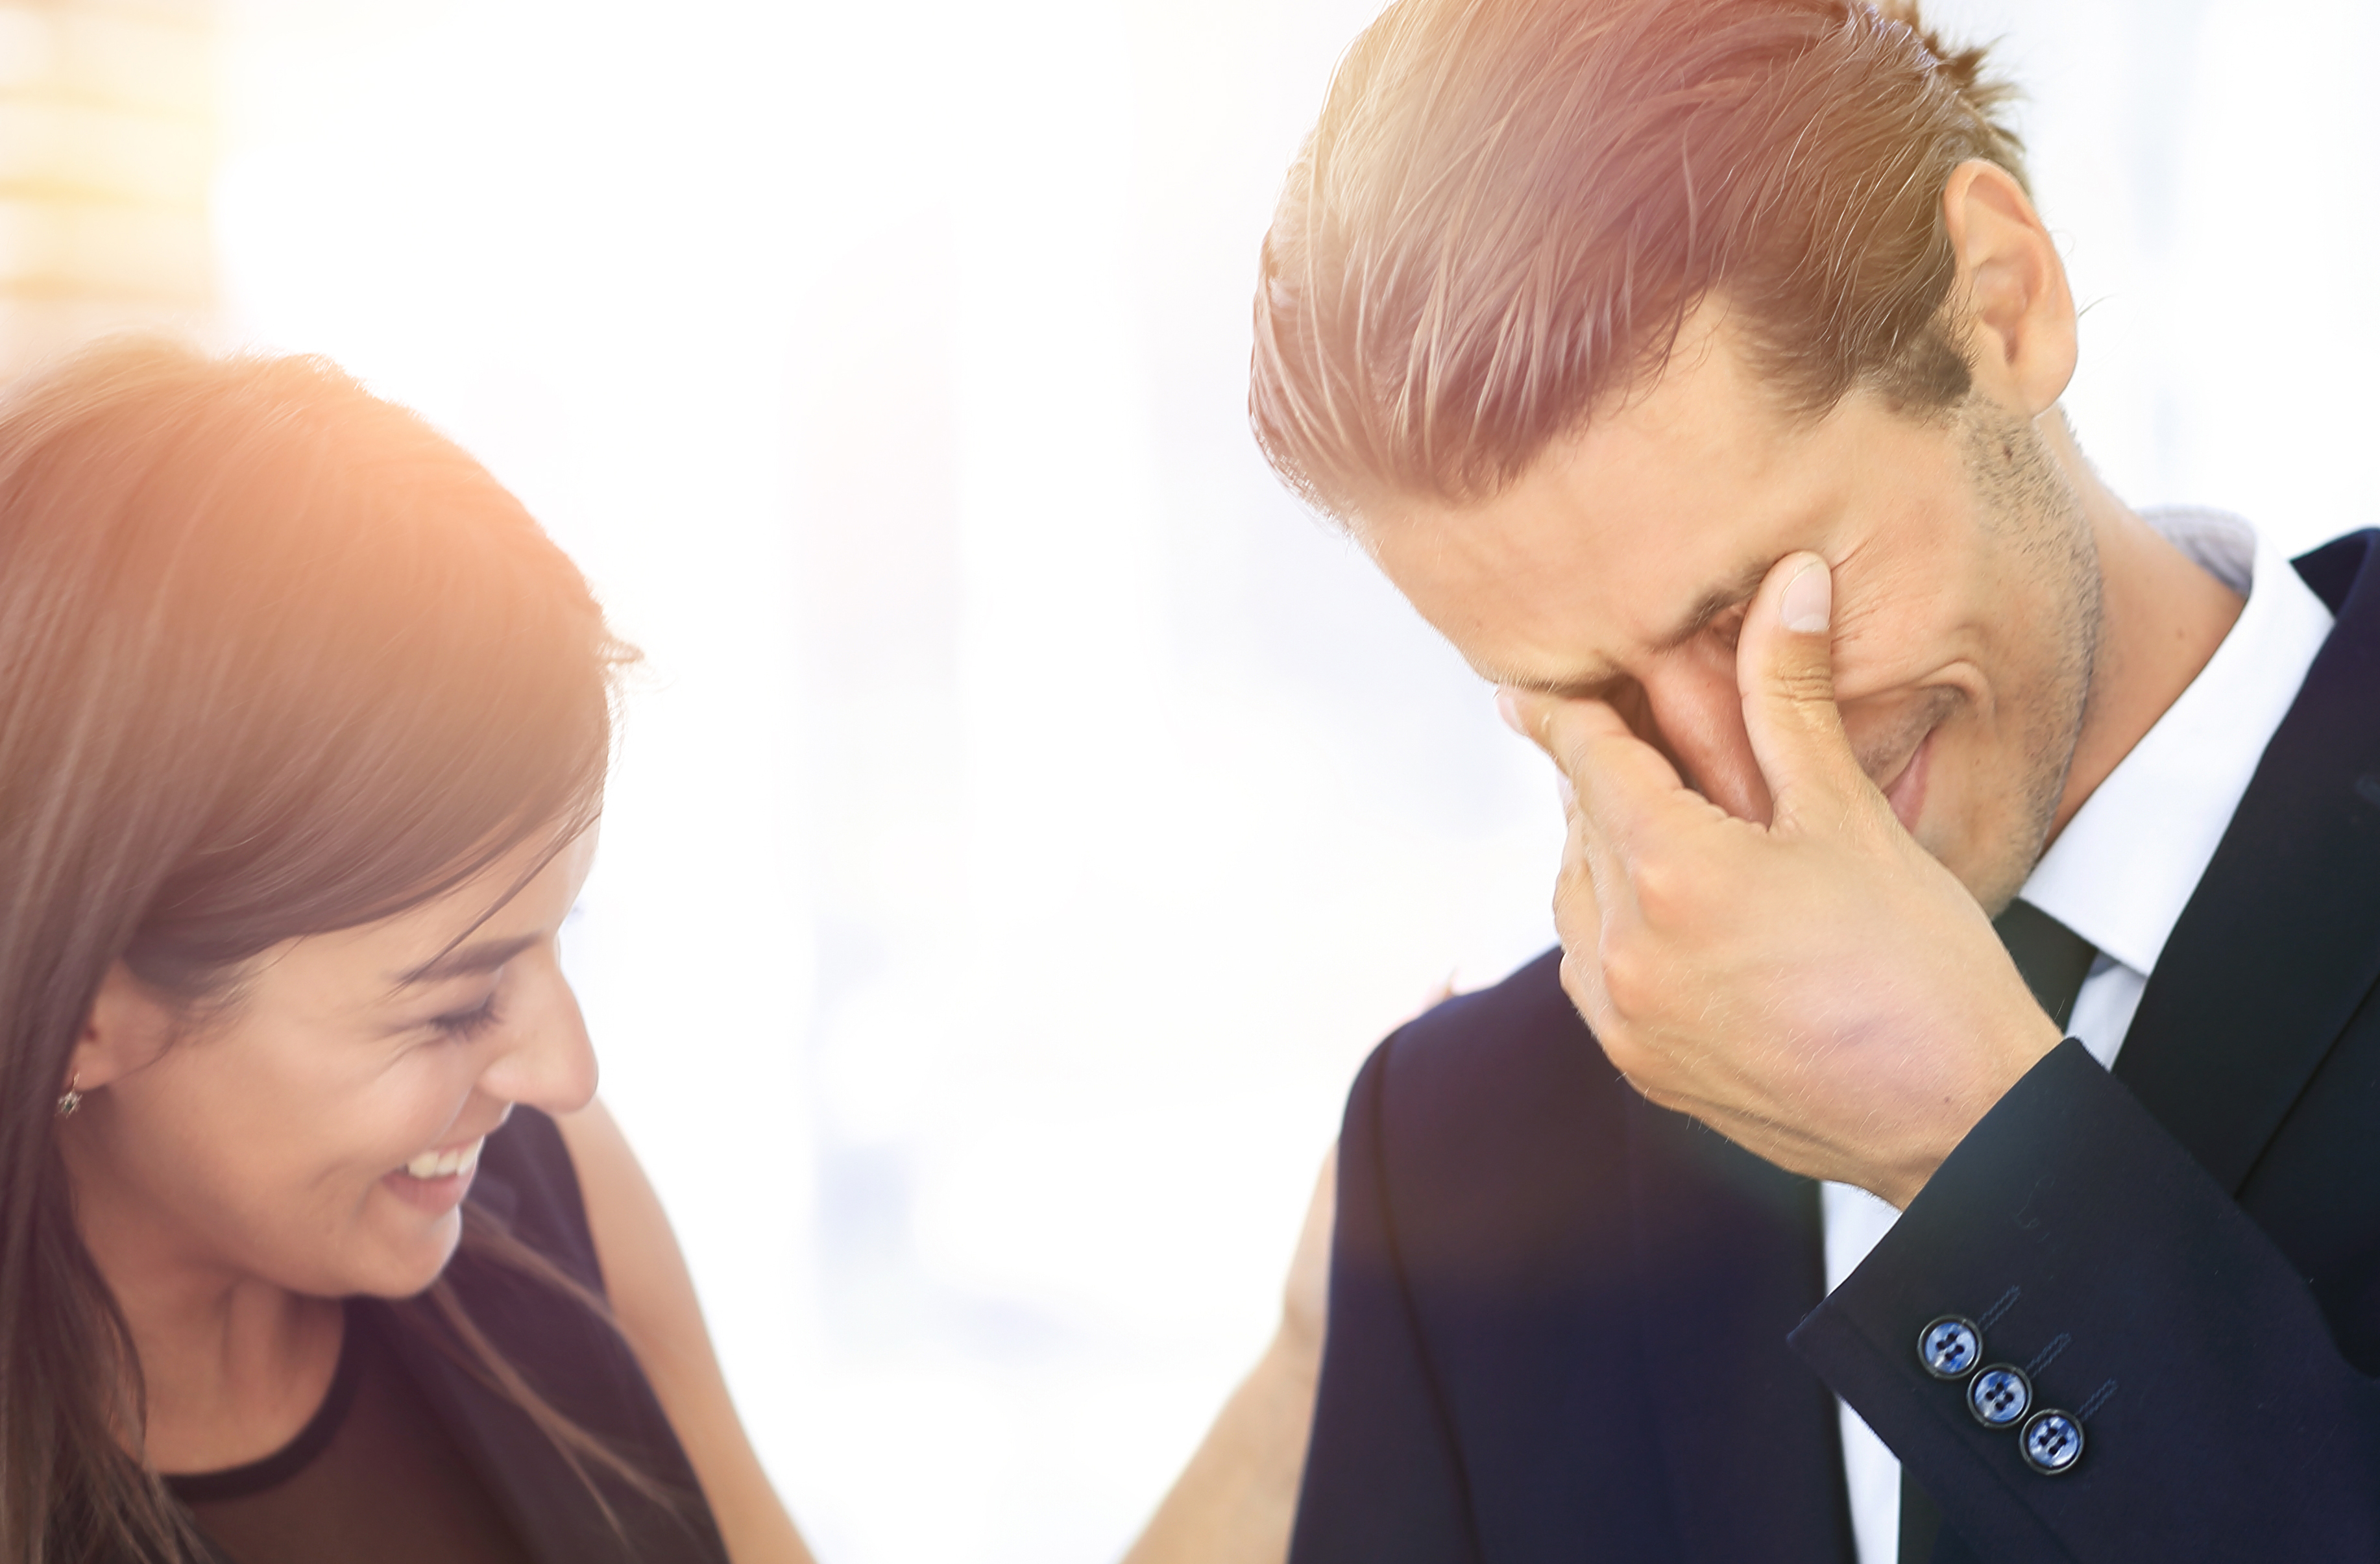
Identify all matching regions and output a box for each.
[400,1109,732,1562]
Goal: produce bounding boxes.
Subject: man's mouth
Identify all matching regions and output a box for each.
[1880,726,1936,835]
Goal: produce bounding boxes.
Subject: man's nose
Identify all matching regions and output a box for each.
[1636,663,1772,825]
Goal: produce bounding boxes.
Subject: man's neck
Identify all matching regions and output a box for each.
[2044,414,2246,845]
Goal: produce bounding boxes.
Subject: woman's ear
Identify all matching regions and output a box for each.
[66,963,179,1095]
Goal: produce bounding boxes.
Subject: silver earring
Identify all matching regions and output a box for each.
[55,1073,80,1118]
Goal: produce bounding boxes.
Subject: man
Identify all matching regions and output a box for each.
[1250,1,2380,1560]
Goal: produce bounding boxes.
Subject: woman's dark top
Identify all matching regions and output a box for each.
[160,1109,729,1564]
[166,1302,534,1564]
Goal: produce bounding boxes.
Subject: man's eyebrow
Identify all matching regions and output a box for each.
[393,933,540,988]
[1487,559,1777,700]
[1658,559,1773,649]
[1494,665,1625,701]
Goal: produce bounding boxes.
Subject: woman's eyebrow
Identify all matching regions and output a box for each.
[393,931,539,988]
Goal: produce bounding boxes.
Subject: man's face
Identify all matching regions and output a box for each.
[1358,316,2100,911]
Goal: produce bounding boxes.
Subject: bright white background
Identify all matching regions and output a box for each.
[208,2,2378,1559]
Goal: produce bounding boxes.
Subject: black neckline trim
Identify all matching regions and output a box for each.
[164,1302,365,1506]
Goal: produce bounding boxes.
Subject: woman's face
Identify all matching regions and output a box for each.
[63,831,600,1301]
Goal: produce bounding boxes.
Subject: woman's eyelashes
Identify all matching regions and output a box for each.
[425,987,505,1042]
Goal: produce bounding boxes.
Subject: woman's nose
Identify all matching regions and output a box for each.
[480,961,598,1114]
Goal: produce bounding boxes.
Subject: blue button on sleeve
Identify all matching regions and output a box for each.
[1789,1040,2380,1558]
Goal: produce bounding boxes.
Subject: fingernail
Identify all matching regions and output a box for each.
[1496,688,1524,734]
[1782,559,1831,634]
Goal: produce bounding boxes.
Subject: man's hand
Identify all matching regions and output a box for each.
[1503,554,2064,1208]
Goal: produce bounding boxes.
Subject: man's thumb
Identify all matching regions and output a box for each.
[1740,554,1868,829]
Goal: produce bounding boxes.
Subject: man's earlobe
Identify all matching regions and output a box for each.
[1941,159,2077,416]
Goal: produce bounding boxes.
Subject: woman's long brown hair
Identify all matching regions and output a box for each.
[0,342,648,1561]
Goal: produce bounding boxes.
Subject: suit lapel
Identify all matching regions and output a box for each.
[1624,1090,1857,1564]
[2115,532,2380,1192]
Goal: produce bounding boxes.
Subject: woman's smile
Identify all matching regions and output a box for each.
[384,1134,489,1216]
[401,1136,487,1182]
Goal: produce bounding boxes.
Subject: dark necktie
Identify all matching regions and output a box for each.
[1896,899,2096,1564]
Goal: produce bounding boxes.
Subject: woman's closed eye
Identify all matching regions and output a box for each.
[426,989,505,1042]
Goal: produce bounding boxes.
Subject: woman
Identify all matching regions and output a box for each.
[1,340,1330,1564]
[3,341,804,1564]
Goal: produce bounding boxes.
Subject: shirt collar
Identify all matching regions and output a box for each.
[2017,508,2334,978]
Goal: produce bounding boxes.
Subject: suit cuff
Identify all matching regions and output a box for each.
[1791,1041,2181,1554]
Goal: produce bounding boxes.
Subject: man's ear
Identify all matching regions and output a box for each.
[66,962,180,1096]
[1941,158,2076,417]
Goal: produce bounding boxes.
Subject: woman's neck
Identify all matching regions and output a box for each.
[66,1142,346,1474]
[126,1275,346,1475]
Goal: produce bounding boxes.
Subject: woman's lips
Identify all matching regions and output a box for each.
[402,1138,484,1181]
[383,1136,485,1215]
[1882,726,1936,835]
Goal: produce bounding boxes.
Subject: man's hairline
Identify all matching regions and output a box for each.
[1320,292,1980,537]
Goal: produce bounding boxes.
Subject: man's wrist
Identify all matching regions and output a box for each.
[1881,1018,2073,1208]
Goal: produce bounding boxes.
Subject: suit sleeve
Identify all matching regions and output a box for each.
[1289,1038,1483,1564]
[1790,1040,2380,1561]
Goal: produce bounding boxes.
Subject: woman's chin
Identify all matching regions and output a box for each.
[348,1193,469,1297]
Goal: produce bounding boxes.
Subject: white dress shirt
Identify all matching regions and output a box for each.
[1821,509,2338,1564]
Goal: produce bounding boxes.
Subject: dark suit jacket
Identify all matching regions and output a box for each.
[1289,532,2380,1563]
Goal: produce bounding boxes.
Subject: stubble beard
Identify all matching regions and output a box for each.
[1961,402,2104,916]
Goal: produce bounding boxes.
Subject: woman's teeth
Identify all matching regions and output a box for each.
[403,1138,484,1180]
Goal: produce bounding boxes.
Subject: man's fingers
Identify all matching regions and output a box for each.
[1501,685,1634,764]
[1501,690,1694,849]
[1736,554,1877,835]
[1556,804,1611,968]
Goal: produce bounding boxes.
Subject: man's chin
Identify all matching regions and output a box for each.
[1880,733,2041,911]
